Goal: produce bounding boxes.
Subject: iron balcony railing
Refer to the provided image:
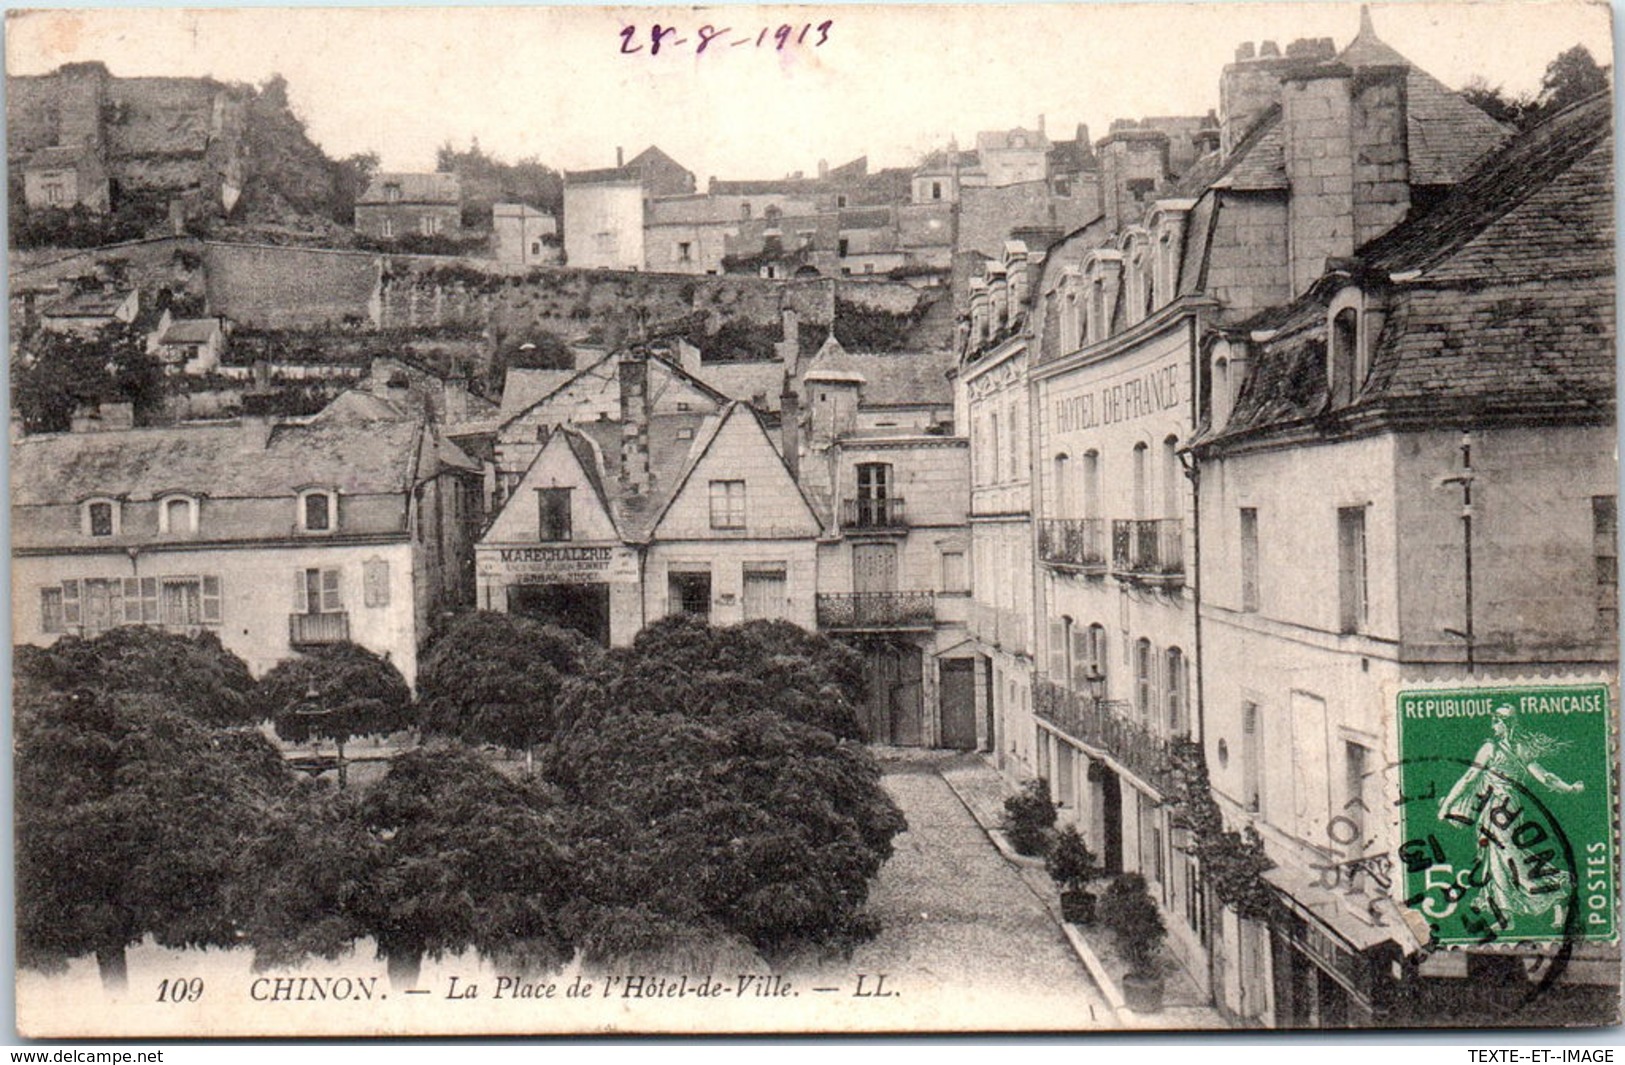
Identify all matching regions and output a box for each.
[289,611,350,647]
[1111,518,1184,585]
[841,496,908,530]
[1039,518,1108,571]
[816,591,935,631]
[1033,675,1177,795]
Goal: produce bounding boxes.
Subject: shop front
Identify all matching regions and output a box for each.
[477,542,642,646]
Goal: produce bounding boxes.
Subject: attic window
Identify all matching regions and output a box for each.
[159,494,199,535]
[83,498,119,538]
[299,488,337,533]
[1329,305,1362,408]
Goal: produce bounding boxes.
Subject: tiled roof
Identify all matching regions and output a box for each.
[708,178,823,196]
[564,165,640,185]
[359,172,460,205]
[500,368,579,420]
[12,417,425,508]
[1208,108,1286,192]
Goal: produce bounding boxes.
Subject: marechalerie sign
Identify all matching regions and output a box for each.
[479,545,639,583]
[1396,684,1617,948]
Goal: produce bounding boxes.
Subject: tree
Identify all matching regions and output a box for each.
[12,322,166,434]
[237,743,573,986]
[559,614,867,741]
[1539,45,1610,113]
[26,627,259,728]
[417,611,601,764]
[331,150,381,225]
[15,687,292,989]
[252,642,414,787]
[1460,76,1533,128]
[546,617,905,962]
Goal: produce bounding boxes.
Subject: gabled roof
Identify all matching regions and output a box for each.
[359,172,460,205]
[500,368,579,420]
[692,361,790,412]
[41,287,134,318]
[625,145,688,174]
[648,401,822,538]
[1207,108,1286,192]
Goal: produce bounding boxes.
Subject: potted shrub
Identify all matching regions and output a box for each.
[1001,778,1056,857]
[1045,824,1102,924]
[1099,873,1167,1013]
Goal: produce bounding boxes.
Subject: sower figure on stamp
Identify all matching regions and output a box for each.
[1438,705,1585,932]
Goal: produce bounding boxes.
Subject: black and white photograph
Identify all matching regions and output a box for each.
[4,1,1619,1039]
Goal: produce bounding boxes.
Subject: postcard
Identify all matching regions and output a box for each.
[8,1,1618,1038]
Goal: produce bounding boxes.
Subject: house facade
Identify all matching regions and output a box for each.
[11,394,484,684]
[493,202,560,266]
[477,346,822,645]
[355,172,463,242]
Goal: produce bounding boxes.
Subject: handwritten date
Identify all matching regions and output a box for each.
[619,20,833,57]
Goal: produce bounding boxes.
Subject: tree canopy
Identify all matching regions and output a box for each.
[418,610,601,754]
[15,687,291,987]
[23,627,259,728]
[1463,44,1611,130]
[11,322,166,434]
[253,642,414,749]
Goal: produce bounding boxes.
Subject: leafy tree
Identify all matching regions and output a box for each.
[24,627,259,728]
[11,322,166,434]
[560,614,866,741]
[252,642,414,785]
[1539,45,1610,112]
[238,743,573,986]
[436,139,564,229]
[15,687,292,989]
[331,150,380,225]
[1460,76,1534,127]
[417,611,601,763]
[546,617,904,961]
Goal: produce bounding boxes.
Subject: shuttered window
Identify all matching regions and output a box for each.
[295,568,343,614]
[742,565,788,621]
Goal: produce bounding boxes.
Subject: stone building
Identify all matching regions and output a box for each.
[477,346,821,645]
[562,165,646,271]
[1192,88,1615,1028]
[354,172,463,242]
[493,202,560,266]
[11,392,484,684]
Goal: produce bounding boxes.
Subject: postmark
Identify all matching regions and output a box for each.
[1396,685,1617,949]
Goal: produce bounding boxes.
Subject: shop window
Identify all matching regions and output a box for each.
[668,570,712,620]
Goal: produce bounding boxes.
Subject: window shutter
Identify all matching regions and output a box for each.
[106,580,123,628]
[124,578,143,623]
[202,576,222,623]
[141,578,158,622]
[322,568,342,612]
[1048,621,1065,677]
[62,581,80,626]
[1070,628,1090,691]
[294,570,308,614]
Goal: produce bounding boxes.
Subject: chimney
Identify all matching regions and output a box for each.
[617,349,651,495]
[779,380,801,480]
[1282,63,1359,295]
[443,372,469,423]
[1037,113,1047,135]
[817,158,829,180]
[1351,64,1411,247]
[239,392,277,451]
[775,309,800,364]
[676,337,703,377]
[168,198,186,237]
[616,146,624,168]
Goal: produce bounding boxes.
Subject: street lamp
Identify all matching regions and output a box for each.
[1083,664,1106,705]
[288,678,348,789]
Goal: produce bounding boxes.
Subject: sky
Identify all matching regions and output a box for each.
[4,2,1614,182]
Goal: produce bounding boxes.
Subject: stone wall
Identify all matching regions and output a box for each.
[203,241,379,328]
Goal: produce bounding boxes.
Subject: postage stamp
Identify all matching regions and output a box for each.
[1397,686,1617,949]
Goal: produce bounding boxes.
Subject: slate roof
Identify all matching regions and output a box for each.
[24,145,93,170]
[709,178,823,196]
[564,165,640,185]
[359,172,461,205]
[500,368,579,420]
[42,287,134,318]
[693,361,790,412]
[1204,92,1614,446]
[801,344,957,407]
[157,318,221,344]
[1208,108,1287,192]
[12,418,426,507]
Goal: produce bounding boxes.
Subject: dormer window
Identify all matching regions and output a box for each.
[299,488,337,533]
[83,498,119,538]
[1326,287,1373,409]
[159,494,199,535]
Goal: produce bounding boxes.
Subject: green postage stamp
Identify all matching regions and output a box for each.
[1397,685,1617,948]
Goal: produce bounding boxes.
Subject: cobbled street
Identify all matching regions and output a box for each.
[786,752,1112,1031]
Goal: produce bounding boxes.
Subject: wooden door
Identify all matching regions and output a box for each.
[939,659,977,750]
[852,543,898,594]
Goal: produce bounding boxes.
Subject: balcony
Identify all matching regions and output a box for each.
[289,611,350,647]
[841,497,908,532]
[1039,518,1107,573]
[1033,676,1177,795]
[1111,518,1184,586]
[817,591,935,631]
